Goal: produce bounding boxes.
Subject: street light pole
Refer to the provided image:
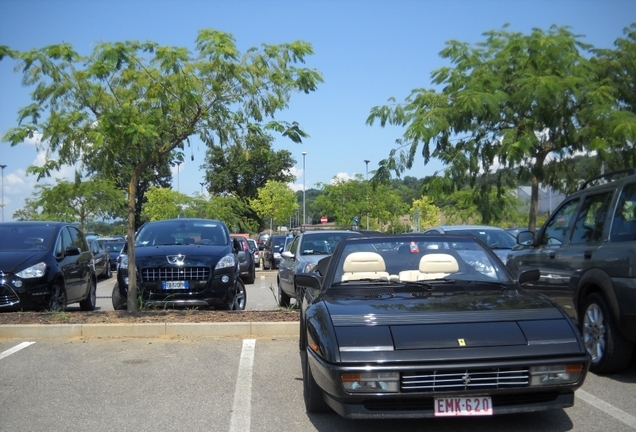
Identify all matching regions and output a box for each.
[176,162,181,192]
[199,182,205,194]
[302,151,307,227]
[0,164,6,222]
[364,159,370,230]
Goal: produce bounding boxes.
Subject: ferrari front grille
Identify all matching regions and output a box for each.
[141,267,210,282]
[401,367,530,392]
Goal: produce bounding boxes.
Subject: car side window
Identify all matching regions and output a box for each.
[540,199,579,246]
[289,236,300,255]
[570,192,613,245]
[68,227,87,251]
[57,227,72,256]
[610,182,636,242]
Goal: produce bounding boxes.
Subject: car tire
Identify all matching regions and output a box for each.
[105,261,112,279]
[79,278,97,311]
[245,265,256,285]
[47,282,67,311]
[229,278,247,310]
[302,351,330,413]
[112,284,127,310]
[581,292,634,374]
[277,280,291,307]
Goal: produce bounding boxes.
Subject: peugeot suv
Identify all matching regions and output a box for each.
[507,169,636,373]
[113,218,246,310]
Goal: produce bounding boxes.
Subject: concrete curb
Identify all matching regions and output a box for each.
[0,321,298,339]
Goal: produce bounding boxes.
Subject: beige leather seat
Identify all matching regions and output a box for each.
[341,252,390,282]
[399,253,459,281]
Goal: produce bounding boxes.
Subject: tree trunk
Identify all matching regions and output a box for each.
[126,170,140,312]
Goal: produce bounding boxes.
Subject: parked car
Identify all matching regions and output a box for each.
[98,237,126,271]
[262,234,293,270]
[507,169,636,374]
[256,232,270,250]
[247,238,260,268]
[0,221,97,311]
[113,218,246,310]
[230,235,256,284]
[294,233,590,418]
[89,239,112,279]
[423,225,517,262]
[277,229,363,307]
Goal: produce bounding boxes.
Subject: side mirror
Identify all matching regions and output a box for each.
[65,246,81,257]
[518,268,540,285]
[281,250,294,260]
[295,273,322,291]
[517,231,534,246]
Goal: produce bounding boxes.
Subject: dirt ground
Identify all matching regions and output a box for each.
[0,309,300,325]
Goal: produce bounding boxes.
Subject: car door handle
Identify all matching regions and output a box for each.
[584,251,593,259]
[542,249,556,259]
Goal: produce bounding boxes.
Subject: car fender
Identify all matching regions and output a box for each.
[306,302,340,363]
[572,268,619,323]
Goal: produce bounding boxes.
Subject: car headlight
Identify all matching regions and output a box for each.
[119,255,129,270]
[216,253,236,269]
[341,372,400,393]
[529,364,584,386]
[303,262,316,273]
[16,262,47,279]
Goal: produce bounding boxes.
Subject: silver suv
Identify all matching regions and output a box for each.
[507,169,636,373]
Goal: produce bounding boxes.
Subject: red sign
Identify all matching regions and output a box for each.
[320,216,328,224]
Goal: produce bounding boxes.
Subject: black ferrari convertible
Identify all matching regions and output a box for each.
[295,233,590,419]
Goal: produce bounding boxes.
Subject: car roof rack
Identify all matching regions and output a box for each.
[579,168,636,190]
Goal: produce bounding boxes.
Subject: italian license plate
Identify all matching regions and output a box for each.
[162,281,189,290]
[434,397,493,416]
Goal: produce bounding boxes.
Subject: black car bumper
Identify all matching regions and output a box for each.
[306,348,587,419]
[0,279,52,311]
[116,272,238,309]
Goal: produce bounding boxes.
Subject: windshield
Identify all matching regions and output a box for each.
[330,234,513,285]
[301,232,361,255]
[102,241,125,252]
[444,228,517,249]
[135,220,229,247]
[0,224,56,251]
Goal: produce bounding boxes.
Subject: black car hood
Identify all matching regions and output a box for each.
[0,251,47,273]
[134,244,231,268]
[320,285,584,361]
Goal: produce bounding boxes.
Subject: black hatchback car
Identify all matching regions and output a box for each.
[0,221,97,311]
[113,218,246,310]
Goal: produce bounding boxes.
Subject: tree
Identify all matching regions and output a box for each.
[315,175,408,230]
[367,25,622,232]
[250,181,298,232]
[202,132,296,199]
[11,177,124,231]
[1,29,322,311]
[410,197,441,231]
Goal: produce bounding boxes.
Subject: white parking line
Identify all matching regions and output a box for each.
[577,389,636,429]
[229,339,256,432]
[0,341,36,360]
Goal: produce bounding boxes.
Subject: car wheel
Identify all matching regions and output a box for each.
[105,261,112,279]
[245,265,256,285]
[277,279,291,307]
[47,283,67,311]
[302,351,330,413]
[80,278,97,311]
[229,278,247,310]
[581,293,634,374]
[112,284,127,310]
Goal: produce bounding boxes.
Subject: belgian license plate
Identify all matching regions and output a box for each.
[162,281,189,290]
[434,397,493,416]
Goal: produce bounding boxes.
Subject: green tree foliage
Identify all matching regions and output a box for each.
[12,178,125,232]
[410,197,441,230]
[202,132,296,199]
[367,25,628,232]
[250,181,298,232]
[1,29,322,311]
[141,187,191,221]
[315,175,408,230]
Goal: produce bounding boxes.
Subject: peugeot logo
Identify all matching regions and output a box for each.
[167,254,186,265]
[462,372,471,386]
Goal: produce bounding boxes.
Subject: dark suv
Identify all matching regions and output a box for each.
[230,235,256,284]
[507,169,636,373]
[262,234,292,270]
[113,218,246,310]
[0,222,97,311]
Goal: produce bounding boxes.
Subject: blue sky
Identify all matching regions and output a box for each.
[1,0,634,222]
